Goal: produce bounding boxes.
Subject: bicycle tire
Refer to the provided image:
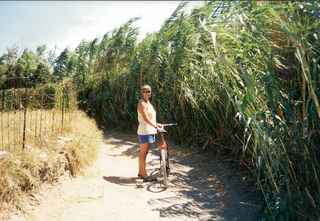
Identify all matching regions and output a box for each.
[160,149,168,188]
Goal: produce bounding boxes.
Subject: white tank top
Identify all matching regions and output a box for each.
[137,101,157,135]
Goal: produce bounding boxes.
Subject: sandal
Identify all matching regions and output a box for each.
[137,174,156,182]
[143,176,157,182]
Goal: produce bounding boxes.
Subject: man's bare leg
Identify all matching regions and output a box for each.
[138,143,149,177]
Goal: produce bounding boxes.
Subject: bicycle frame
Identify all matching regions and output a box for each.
[156,123,177,188]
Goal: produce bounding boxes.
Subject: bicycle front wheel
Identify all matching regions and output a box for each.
[160,148,168,188]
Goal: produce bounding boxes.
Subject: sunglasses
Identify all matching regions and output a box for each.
[142,90,151,94]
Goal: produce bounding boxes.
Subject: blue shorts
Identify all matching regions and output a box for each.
[138,134,156,144]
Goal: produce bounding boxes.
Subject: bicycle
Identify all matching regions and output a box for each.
[156,123,177,188]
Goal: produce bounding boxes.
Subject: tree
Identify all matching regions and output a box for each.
[0,46,53,88]
[36,45,47,58]
[53,48,73,81]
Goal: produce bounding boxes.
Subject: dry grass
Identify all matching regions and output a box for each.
[0,110,102,215]
[0,108,73,151]
[61,111,103,176]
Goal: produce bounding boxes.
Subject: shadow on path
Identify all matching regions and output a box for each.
[103,131,140,158]
[150,156,261,220]
[102,176,137,186]
[103,132,262,221]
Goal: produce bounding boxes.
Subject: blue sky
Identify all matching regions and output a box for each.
[0,1,203,55]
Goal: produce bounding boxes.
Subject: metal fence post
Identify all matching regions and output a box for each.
[61,86,64,132]
[22,87,27,150]
[1,90,4,149]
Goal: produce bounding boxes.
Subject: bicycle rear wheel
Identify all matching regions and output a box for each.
[160,148,168,188]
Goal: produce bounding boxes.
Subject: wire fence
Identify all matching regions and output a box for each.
[0,78,77,151]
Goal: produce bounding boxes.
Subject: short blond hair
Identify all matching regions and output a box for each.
[141,84,151,91]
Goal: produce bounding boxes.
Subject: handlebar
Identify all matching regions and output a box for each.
[157,123,177,133]
[161,123,178,127]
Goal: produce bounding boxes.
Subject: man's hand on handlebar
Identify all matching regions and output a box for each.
[156,123,167,133]
[156,123,163,129]
[155,122,177,132]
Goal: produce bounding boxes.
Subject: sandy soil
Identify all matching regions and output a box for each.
[7,132,261,221]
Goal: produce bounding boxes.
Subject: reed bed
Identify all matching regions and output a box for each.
[72,1,320,220]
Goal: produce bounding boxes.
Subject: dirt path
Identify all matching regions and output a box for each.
[8,132,260,221]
